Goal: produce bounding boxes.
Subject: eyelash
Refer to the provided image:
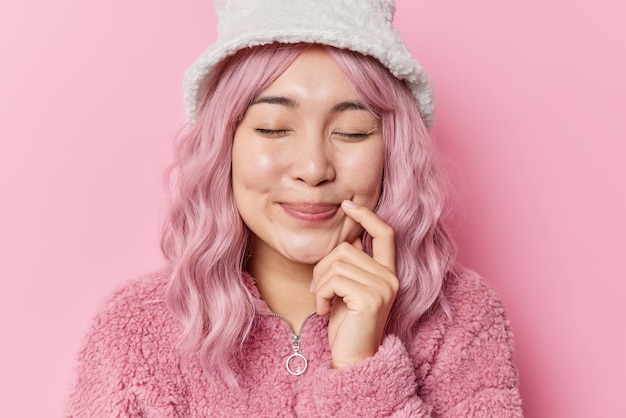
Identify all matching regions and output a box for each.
[255,128,290,136]
[335,132,371,139]
[255,129,372,139]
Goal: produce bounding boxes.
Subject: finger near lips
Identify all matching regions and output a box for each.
[310,201,399,313]
[310,201,400,367]
[340,200,396,272]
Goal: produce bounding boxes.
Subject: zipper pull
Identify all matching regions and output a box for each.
[285,334,308,376]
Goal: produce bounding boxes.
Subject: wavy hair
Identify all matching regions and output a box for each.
[161,43,456,387]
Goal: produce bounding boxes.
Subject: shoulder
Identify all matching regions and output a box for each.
[78,268,178,365]
[443,268,510,325]
[410,268,517,379]
[415,268,511,336]
[91,268,172,330]
[96,268,170,315]
[410,269,521,414]
[66,268,182,415]
[420,268,516,350]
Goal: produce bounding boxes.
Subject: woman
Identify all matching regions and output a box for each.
[67,0,522,416]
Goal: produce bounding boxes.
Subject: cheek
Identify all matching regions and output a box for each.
[343,144,385,206]
[232,139,281,192]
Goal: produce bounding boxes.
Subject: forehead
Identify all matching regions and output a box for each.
[255,46,360,105]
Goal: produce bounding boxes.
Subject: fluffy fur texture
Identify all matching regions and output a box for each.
[162,43,456,387]
[65,269,522,417]
[184,0,435,127]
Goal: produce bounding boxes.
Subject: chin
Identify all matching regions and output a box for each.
[283,246,334,266]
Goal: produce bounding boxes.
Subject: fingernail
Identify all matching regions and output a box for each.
[309,280,315,293]
[342,200,358,209]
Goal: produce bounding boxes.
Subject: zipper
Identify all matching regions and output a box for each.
[259,311,317,376]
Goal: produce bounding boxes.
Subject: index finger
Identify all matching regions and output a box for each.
[341,200,396,272]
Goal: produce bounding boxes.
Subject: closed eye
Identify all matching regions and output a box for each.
[255,128,290,136]
[335,132,370,139]
[333,129,377,140]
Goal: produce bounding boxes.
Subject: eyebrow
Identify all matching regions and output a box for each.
[251,96,367,113]
[331,101,367,112]
[251,96,297,107]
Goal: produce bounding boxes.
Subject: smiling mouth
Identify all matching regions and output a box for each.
[280,203,340,223]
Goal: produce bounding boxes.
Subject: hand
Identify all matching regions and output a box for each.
[310,200,399,368]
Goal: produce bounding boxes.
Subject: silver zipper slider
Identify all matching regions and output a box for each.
[258,310,315,376]
[286,334,308,376]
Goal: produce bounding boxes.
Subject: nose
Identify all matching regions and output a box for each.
[290,133,336,187]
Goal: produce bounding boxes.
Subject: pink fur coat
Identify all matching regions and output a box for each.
[66,269,522,417]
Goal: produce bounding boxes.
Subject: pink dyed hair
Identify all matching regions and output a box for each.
[161,43,456,386]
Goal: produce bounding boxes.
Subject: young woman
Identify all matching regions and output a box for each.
[66,1,522,416]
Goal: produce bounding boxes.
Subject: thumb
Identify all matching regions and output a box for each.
[350,236,363,251]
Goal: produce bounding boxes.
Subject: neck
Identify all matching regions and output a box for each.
[246,246,317,331]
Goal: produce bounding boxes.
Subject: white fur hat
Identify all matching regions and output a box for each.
[183,0,434,127]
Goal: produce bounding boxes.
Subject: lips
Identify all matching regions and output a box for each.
[280,202,340,223]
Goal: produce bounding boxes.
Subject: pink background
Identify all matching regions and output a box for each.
[1,1,624,416]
